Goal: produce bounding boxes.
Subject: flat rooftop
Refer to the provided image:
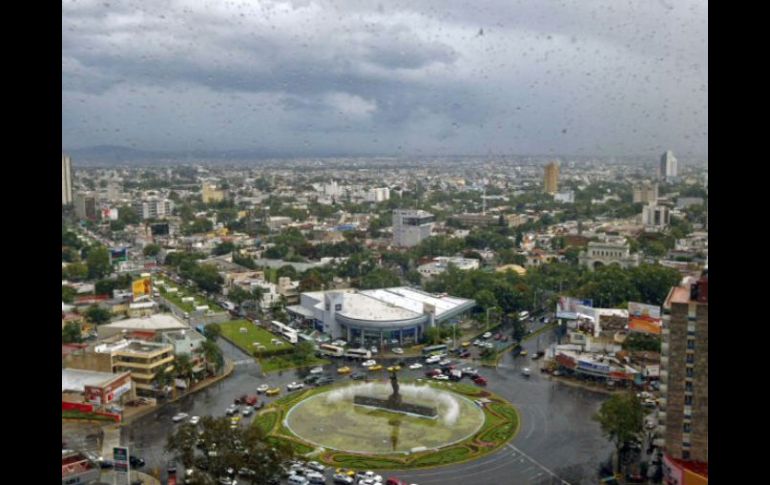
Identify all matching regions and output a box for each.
[101,314,187,331]
[62,368,124,393]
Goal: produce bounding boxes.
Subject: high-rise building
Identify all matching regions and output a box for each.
[392,209,435,247]
[633,182,659,204]
[132,197,174,220]
[367,187,390,203]
[642,203,670,229]
[659,271,708,467]
[73,192,97,220]
[201,183,226,203]
[659,151,678,181]
[544,162,559,194]
[62,154,73,205]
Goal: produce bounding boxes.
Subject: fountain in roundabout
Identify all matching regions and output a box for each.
[284,367,486,454]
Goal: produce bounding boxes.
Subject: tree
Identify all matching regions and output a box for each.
[62,285,77,303]
[203,323,221,341]
[62,322,82,343]
[87,246,112,279]
[201,339,224,374]
[85,305,112,325]
[276,264,298,280]
[593,392,644,473]
[212,241,236,256]
[292,341,316,364]
[299,271,324,292]
[63,262,88,281]
[174,354,195,385]
[165,417,293,483]
[143,244,162,257]
[405,269,422,286]
[359,267,400,289]
[474,289,498,312]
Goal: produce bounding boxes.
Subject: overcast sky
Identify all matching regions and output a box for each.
[62,0,708,159]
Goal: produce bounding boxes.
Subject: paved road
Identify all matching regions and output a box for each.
[117,325,612,484]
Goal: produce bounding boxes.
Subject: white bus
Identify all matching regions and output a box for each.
[271,320,298,344]
[319,344,345,357]
[344,348,372,360]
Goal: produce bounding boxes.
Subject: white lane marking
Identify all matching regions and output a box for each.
[505,443,572,485]
[400,449,513,477]
[408,452,532,484]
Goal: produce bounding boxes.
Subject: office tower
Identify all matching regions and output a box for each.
[132,197,174,220]
[62,154,73,205]
[544,162,559,194]
[660,271,708,465]
[659,151,678,181]
[73,192,97,220]
[392,210,435,247]
[642,203,670,229]
[633,182,659,204]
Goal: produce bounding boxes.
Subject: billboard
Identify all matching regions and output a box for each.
[110,247,128,263]
[132,277,152,299]
[557,297,593,319]
[628,302,662,335]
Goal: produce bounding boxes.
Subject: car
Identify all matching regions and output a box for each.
[425,369,441,377]
[307,461,326,472]
[306,471,326,484]
[482,332,492,339]
[432,374,449,381]
[316,376,335,385]
[241,407,253,417]
[288,476,309,485]
[129,455,145,468]
[355,471,382,483]
[172,412,189,422]
[305,375,321,385]
[230,416,241,424]
[461,341,471,348]
[408,362,423,370]
[370,346,379,354]
[335,468,356,477]
[461,367,478,376]
[362,360,377,367]
[369,364,383,371]
[459,350,471,358]
[333,474,355,484]
[472,375,487,386]
[225,405,239,416]
[310,366,324,374]
[553,370,563,377]
[332,340,348,347]
[520,350,529,357]
[337,366,352,374]
[287,382,305,391]
[234,394,249,404]
[189,415,201,425]
[392,347,404,354]
[424,355,440,364]
[522,367,531,377]
[386,479,409,485]
[438,359,452,366]
[350,372,366,380]
[266,387,280,396]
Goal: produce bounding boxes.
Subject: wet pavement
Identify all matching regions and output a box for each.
[99,325,613,484]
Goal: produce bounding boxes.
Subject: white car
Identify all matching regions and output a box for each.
[432,374,450,381]
[522,367,531,377]
[362,360,377,367]
[256,384,269,394]
[392,347,404,354]
[408,362,423,370]
[482,332,492,339]
[306,461,325,472]
[332,340,347,347]
[189,416,201,425]
[356,471,382,483]
[438,359,452,366]
[172,413,189,423]
[473,339,482,346]
[370,346,379,354]
[287,382,305,391]
[309,367,324,375]
[424,355,440,364]
[461,367,478,375]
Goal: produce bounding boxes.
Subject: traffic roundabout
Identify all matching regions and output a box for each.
[254,380,520,470]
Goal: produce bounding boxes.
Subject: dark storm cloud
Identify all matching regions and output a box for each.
[62,0,707,158]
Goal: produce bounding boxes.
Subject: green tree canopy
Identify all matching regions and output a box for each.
[62,322,82,343]
[86,246,112,279]
[85,305,112,325]
[203,323,222,341]
[593,392,644,472]
[143,244,162,257]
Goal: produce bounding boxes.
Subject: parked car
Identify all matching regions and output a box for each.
[362,360,377,367]
[335,468,356,477]
[287,382,305,391]
[333,474,355,484]
[424,355,441,364]
[461,341,471,347]
[288,475,309,485]
[392,347,404,354]
[438,359,452,366]
[234,394,249,404]
[425,369,441,377]
[482,332,492,339]
[432,374,449,381]
[306,472,326,484]
[129,455,145,468]
[368,364,383,372]
[355,471,382,483]
[522,368,531,377]
[266,387,280,396]
[472,375,488,386]
[337,366,352,374]
[172,413,189,423]
[189,415,201,425]
[519,350,529,357]
[370,346,379,354]
[316,376,335,386]
[408,362,423,370]
[225,405,239,416]
[307,461,326,472]
[386,479,408,485]
[309,366,324,374]
[241,407,253,417]
[350,372,366,380]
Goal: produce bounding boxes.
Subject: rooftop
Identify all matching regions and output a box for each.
[61,368,127,393]
[100,314,187,331]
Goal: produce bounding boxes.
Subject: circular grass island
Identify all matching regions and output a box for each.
[254,380,520,470]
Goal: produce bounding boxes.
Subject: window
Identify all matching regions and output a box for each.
[686,354,694,364]
[685,382,693,392]
[686,367,694,378]
[683,423,691,433]
[682,451,691,460]
[687,339,695,350]
[685,395,693,405]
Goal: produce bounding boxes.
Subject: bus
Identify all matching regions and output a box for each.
[319,344,345,357]
[271,320,298,344]
[344,348,372,360]
[422,344,448,357]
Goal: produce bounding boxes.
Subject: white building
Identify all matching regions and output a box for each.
[392,209,435,247]
[642,203,670,229]
[554,190,575,204]
[367,187,390,203]
[417,257,480,278]
[633,182,659,204]
[578,237,641,271]
[62,154,73,205]
[659,150,678,181]
[132,197,174,220]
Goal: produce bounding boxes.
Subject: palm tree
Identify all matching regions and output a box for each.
[174,354,194,388]
[201,340,224,375]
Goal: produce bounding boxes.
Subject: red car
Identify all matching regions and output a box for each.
[425,369,441,378]
[472,376,488,386]
[385,479,407,485]
[244,395,258,406]
[234,394,248,404]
